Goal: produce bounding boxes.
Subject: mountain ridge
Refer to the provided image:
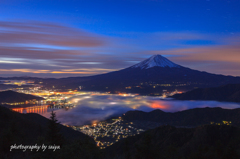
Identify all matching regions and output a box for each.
[122,107,240,127]
[104,124,240,159]
[172,84,240,102]
[0,90,44,103]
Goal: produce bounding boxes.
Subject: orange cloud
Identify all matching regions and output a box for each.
[140,35,240,76]
[51,71,98,74]
[0,68,113,76]
[164,45,240,63]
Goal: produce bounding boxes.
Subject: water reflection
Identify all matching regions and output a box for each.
[11,105,73,114]
[12,105,49,114]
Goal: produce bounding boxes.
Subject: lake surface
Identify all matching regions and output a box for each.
[36,92,240,126]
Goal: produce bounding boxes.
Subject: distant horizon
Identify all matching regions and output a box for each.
[0,54,240,78]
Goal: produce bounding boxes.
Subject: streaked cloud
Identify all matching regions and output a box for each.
[0,20,240,77]
[0,68,119,77]
[0,57,29,64]
[0,21,105,47]
[76,62,103,64]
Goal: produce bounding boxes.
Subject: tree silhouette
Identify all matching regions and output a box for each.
[46,111,64,146]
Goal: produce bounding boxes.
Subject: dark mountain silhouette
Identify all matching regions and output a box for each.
[0,90,44,103]
[0,105,100,159]
[104,124,240,159]
[172,84,240,102]
[1,55,240,94]
[122,107,240,127]
[42,55,240,94]
[3,104,240,158]
[0,106,89,143]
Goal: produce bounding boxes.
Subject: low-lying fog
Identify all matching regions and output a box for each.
[42,93,240,126]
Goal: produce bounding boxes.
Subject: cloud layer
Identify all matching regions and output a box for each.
[41,94,240,126]
[1,20,240,77]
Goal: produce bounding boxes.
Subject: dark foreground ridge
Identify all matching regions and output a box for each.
[0,105,100,159]
[2,105,240,159]
[172,84,240,102]
[122,107,240,127]
[104,124,240,159]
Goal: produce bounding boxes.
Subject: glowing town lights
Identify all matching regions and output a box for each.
[72,117,147,149]
[150,102,168,109]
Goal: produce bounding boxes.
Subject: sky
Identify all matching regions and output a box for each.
[0,0,240,78]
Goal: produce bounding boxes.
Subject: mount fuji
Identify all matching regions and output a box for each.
[47,55,240,94]
[131,55,181,69]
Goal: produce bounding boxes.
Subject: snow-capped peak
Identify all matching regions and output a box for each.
[131,55,181,69]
